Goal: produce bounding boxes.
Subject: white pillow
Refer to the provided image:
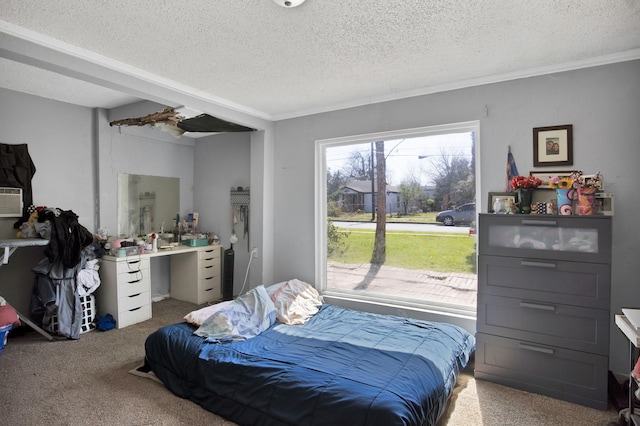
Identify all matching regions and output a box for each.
[184,300,234,326]
[269,279,324,325]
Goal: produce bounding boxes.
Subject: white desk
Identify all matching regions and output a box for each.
[0,238,54,340]
[615,314,640,425]
[96,244,222,328]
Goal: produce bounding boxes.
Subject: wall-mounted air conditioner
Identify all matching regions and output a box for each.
[0,188,23,217]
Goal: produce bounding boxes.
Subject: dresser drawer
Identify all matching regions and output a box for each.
[477,294,609,354]
[474,333,608,410]
[478,214,611,263]
[478,255,610,309]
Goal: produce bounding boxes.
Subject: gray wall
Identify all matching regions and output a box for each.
[1,60,639,375]
[0,92,252,310]
[270,60,640,374]
[0,88,96,313]
[193,131,257,296]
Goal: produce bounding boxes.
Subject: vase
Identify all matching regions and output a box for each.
[577,188,596,215]
[556,188,575,215]
[516,189,534,214]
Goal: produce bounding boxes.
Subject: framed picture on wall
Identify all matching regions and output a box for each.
[533,124,573,167]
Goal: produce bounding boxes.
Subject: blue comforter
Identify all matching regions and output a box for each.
[145,304,475,426]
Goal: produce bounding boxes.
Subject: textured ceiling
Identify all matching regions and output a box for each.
[0,0,639,120]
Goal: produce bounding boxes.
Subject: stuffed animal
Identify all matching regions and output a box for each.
[16,210,38,238]
[16,205,47,238]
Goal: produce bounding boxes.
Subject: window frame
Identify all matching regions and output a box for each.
[314,121,481,317]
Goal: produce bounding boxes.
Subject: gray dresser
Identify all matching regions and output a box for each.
[475,214,612,410]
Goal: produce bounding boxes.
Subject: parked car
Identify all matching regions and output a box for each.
[435,203,476,226]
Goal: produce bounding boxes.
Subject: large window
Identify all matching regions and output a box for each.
[315,122,480,315]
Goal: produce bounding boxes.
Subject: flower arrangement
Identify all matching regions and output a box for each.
[548,171,603,194]
[510,175,543,189]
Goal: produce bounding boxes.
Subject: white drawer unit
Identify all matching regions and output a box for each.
[170,245,223,305]
[475,214,612,410]
[97,244,223,328]
[96,257,152,329]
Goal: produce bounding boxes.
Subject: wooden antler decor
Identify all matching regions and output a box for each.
[109,106,256,137]
[109,107,183,127]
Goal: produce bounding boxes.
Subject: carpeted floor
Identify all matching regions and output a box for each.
[0,298,622,425]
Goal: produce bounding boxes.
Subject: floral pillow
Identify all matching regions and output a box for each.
[184,300,234,326]
[268,279,324,325]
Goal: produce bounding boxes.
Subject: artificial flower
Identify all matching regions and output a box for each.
[510,175,543,189]
[548,171,603,192]
[549,176,573,189]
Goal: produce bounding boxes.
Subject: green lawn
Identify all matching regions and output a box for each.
[329,228,477,273]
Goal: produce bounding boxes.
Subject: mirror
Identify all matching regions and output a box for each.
[117,173,179,237]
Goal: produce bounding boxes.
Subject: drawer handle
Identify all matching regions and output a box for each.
[520,260,557,269]
[204,250,214,253]
[204,265,213,269]
[204,257,214,261]
[519,343,554,355]
[129,307,141,312]
[128,293,141,298]
[520,301,556,312]
[127,260,141,266]
[127,279,141,284]
[204,288,213,292]
[205,276,213,280]
[521,219,557,226]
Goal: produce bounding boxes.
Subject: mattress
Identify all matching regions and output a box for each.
[145,304,475,426]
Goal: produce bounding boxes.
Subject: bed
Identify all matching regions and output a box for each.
[144,281,475,425]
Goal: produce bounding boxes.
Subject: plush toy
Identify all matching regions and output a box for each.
[16,205,47,238]
[16,210,38,239]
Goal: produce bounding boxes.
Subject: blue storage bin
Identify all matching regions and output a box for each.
[0,324,12,355]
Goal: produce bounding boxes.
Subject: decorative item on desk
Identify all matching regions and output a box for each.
[509,175,543,214]
[150,233,158,253]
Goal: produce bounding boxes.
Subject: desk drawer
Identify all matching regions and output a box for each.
[117,303,151,329]
[200,258,221,279]
[475,332,608,410]
[119,290,150,311]
[198,282,221,304]
[478,255,610,309]
[199,248,220,260]
[477,293,609,354]
[117,275,149,297]
[116,258,150,275]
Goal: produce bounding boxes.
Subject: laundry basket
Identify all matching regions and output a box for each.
[51,295,97,334]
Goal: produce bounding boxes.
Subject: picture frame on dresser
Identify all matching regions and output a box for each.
[533,124,573,167]
[528,171,572,189]
[487,192,516,213]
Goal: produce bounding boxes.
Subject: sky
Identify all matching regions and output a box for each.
[325,132,474,186]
